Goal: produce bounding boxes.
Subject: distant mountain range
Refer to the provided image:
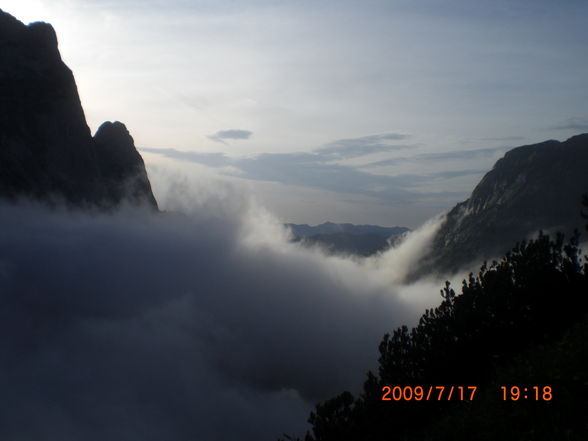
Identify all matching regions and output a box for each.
[418,133,588,277]
[0,9,157,209]
[287,222,409,238]
[286,222,410,256]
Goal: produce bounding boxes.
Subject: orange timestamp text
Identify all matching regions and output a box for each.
[500,385,552,401]
[381,385,478,401]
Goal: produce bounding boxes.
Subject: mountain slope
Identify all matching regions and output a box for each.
[421,134,588,275]
[0,9,157,209]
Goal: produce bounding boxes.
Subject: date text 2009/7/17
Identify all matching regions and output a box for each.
[381,385,477,401]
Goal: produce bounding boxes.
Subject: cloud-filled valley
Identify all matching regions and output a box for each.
[0,169,446,441]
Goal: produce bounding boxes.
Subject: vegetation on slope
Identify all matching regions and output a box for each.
[282,197,588,441]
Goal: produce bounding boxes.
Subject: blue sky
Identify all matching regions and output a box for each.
[5,0,588,226]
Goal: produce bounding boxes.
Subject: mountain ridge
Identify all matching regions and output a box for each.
[419,133,588,276]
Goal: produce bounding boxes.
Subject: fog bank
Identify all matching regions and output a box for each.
[0,169,447,440]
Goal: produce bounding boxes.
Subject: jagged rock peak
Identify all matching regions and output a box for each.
[94,121,137,155]
[0,9,58,50]
[27,21,59,48]
[0,9,158,210]
[0,8,26,33]
[93,121,159,209]
[96,120,132,137]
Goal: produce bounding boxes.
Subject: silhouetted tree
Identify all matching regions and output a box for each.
[582,193,588,231]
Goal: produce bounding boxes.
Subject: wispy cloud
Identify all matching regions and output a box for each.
[424,169,488,180]
[141,144,470,206]
[364,146,510,168]
[208,129,253,143]
[142,148,231,167]
[551,117,588,131]
[237,152,417,202]
[476,136,526,142]
[139,133,505,212]
[316,133,411,159]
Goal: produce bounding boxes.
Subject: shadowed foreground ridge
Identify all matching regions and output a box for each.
[419,134,588,276]
[0,9,157,209]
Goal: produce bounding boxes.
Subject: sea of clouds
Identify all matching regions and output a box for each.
[0,165,450,441]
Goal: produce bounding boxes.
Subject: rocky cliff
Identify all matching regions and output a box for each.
[0,9,157,209]
[421,134,588,276]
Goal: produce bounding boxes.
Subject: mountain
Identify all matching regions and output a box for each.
[93,121,158,208]
[287,222,410,256]
[420,134,588,276]
[287,222,409,238]
[0,9,157,209]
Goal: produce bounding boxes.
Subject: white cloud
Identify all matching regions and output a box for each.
[0,166,449,440]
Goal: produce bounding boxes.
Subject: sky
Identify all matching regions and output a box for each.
[4,0,588,226]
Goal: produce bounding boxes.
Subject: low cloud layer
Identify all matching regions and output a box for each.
[0,170,446,441]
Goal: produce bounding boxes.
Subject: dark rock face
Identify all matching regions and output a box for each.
[421,134,588,276]
[0,9,157,209]
[93,121,158,208]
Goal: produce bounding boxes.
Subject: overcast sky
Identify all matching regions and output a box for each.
[5,0,588,226]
